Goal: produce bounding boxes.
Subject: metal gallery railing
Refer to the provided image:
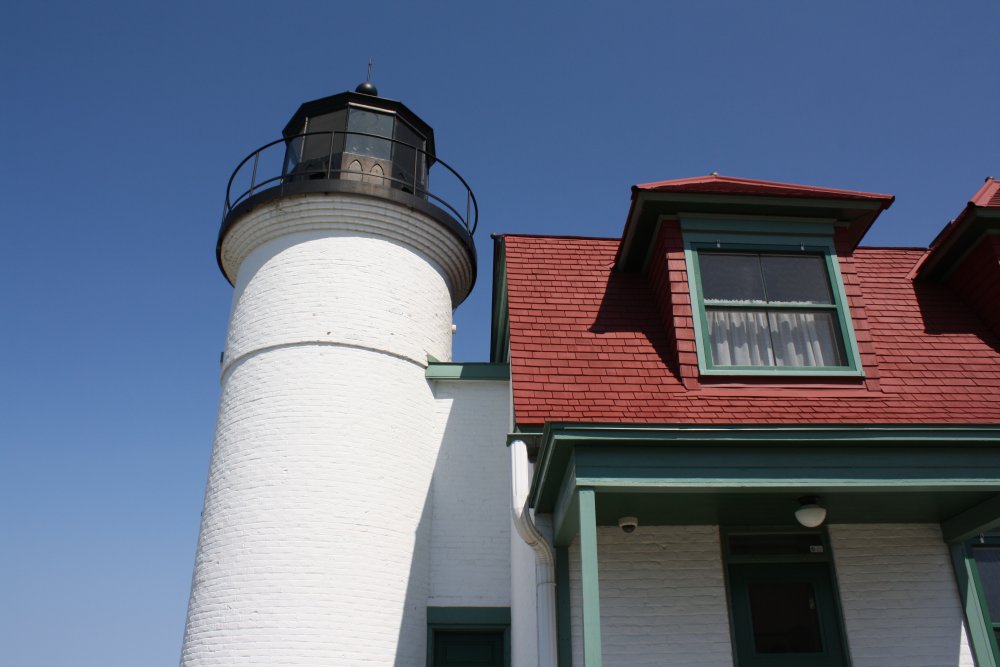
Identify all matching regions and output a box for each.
[223,130,478,236]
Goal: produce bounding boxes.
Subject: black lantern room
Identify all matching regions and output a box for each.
[281,83,435,196]
[218,83,478,286]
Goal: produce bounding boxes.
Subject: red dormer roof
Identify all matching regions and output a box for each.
[970,177,1000,208]
[617,175,894,271]
[635,174,894,202]
[917,177,1000,279]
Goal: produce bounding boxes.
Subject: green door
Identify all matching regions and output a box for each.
[728,562,847,667]
[432,631,505,667]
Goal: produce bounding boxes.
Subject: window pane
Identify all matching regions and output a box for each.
[346,109,393,159]
[699,253,766,302]
[769,311,845,367]
[393,119,425,193]
[434,631,504,667]
[748,582,824,653]
[761,255,833,304]
[706,309,774,366]
[973,547,1000,619]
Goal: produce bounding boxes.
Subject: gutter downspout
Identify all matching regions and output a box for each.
[511,438,558,667]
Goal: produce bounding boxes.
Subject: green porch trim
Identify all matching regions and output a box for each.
[553,473,580,547]
[528,423,1000,512]
[556,546,573,667]
[949,543,1000,666]
[425,362,510,380]
[942,494,1000,543]
[426,607,512,626]
[578,488,603,667]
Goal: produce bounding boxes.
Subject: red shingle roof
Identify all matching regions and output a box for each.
[503,235,1000,426]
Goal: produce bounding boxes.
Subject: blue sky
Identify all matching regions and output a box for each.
[1,2,997,665]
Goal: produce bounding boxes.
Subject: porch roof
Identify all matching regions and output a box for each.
[518,423,1000,547]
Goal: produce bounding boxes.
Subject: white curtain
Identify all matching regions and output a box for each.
[769,311,841,367]
[706,310,774,366]
[706,310,841,367]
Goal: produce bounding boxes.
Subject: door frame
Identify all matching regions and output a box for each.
[721,527,852,667]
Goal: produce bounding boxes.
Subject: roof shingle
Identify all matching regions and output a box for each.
[503,235,1000,426]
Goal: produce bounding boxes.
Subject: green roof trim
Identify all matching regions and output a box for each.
[490,236,510,364]
[425,362,510,380]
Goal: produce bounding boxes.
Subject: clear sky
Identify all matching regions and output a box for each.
[1,1,997,665]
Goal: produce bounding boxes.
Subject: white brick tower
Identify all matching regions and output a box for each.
[180,83,477,666]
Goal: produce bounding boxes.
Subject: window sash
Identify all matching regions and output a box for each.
[684,237,863,376]
[704,308,847,368]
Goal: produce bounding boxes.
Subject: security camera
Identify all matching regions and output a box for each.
[618,516,638,534]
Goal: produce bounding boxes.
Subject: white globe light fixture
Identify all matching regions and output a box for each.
[794,495,827,528]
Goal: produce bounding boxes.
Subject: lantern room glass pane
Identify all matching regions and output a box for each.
[393,119,425,193]
[346,108,393,160]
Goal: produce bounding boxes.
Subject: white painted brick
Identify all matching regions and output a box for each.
[568,526,734,666]
[181,193,475,666]
[830,524,975,667]
[221,196,473,369]
[428,380,512,607]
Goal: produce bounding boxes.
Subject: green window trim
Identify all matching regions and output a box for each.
[681,219,864,377]
[426,607,511,667]
[952,538,1000,666]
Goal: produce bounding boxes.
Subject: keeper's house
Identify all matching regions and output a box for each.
[482,174,1000,667]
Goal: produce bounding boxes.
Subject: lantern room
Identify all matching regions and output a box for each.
[281,82,435,196]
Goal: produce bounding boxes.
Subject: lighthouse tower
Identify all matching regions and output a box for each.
[181,82,477,665]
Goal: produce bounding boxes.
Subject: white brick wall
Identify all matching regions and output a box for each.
[181,193,475,666]
[428,379,512,607]
[830,524,975,667]
[563,524,977,666]
[568,526,734,666]
[220,196,474,370]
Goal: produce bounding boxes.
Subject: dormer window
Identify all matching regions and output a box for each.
[682,218,863,377]
[695,250,846,367]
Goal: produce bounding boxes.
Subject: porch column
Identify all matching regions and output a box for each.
[578,487,603,666]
